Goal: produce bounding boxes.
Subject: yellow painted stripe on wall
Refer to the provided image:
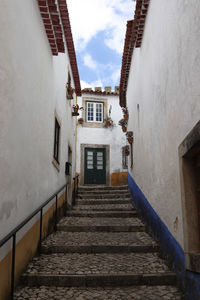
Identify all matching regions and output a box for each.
[0,192,66,300]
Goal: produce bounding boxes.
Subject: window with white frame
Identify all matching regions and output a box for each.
[86,101,104,122]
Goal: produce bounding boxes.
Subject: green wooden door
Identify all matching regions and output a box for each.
[84,148,106,184]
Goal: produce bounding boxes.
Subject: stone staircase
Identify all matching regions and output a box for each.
[14,185,184,299]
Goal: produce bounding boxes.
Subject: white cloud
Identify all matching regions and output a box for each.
[80,80,92,89]
[83,54,97,70]
[67,0,135,54]
[80,79,103,90]
[111,68,121,84]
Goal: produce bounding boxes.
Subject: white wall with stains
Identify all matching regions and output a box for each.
[126,0,200,247]
[0,0,76,245]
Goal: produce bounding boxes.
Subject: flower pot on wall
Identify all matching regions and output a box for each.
[124,113,129,120]
[68,89,73,95]
[125,150,130,156]
[106,120,111,127]
[122,126,127,132]
[72,112,79,116]
[78,118,83,124]
[67,94,73,100]
[128,136,133,144]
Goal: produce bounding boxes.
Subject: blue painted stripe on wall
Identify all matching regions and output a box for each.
[128,172,200,300]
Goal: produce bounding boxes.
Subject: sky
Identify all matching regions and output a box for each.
[67,0,136,90]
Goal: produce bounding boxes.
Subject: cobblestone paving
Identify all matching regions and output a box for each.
[78,195,130,199]
[15,185,185,299]
[14,286,183,300]
[58,217,143,226]
[42,231,157,247]
[24,253,169,275]
[73,204,134,210]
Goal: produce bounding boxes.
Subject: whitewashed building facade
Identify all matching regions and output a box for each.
[76,87,128,186]
[120,1,200,299]
[0,1,81,299]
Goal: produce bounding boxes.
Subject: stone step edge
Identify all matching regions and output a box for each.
[78,185,128,189]
[72,207,134,211]
[78,194,130,197]
[76,200,131,205]
[66,211,138,217]
[77,191,130,198]
[77,198,131,201]
[41,244,160,254]
[21,272,177,287]
[57,225,145,232]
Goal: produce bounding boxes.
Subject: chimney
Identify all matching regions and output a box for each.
[105,86,111,94]
[95,87,102,92]
[115,86,119,94]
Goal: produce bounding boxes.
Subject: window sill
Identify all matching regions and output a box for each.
[82,121,105,128]
[52,158,60,172]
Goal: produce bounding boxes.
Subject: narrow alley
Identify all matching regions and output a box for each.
[0,0,200,299]
[14,186,183,299]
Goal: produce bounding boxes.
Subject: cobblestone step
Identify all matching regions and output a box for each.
[42,231,156,247]
[41,231,158,253]
[78,193,130,199]
[14,285,184,300]
[21,272,177,288]
[21,253,176,287]
[78,185,128,192]
[76,199,131,205]
[78,189,129,195]
[66,210,137,217]
[72,203,134,211]
[58,216,143,226]
[57,225,145,232]
[42,245,160,254]
[57,216,145,232]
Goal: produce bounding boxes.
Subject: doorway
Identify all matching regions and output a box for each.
[80,144,110,185]
[179,121,200,272]
[84,147,106,184]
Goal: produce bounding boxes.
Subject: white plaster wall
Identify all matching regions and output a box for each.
[126,0,200,247]
[76,93,127,178]
[0,0,76,243]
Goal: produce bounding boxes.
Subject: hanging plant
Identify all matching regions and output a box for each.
[126,131,133,144]
[122,107,129,120]
[72,104,83,116]
[78,118,84,124]
[124,145,130,156]
[66,82,74,99]
[118,118,127,132]
[66,82,74,94]
[104,117,113,128]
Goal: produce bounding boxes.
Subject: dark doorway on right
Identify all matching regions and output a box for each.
[179,120,200,272]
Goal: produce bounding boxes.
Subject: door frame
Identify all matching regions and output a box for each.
[80,144,110,186]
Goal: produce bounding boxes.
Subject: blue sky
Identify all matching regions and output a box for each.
[67,0,135,90]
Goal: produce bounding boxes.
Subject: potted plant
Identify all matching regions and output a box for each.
[126,131,133,144]
[78,118,84,124]
[118,118,127,132]
[122,107,129,120]
[72,104,83,116]
[124,145,130,156]
[66,82,74,99]
[104,117,113,128]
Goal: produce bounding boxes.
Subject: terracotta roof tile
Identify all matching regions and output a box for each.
[38,0,81,96]
[119,0,150,107]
